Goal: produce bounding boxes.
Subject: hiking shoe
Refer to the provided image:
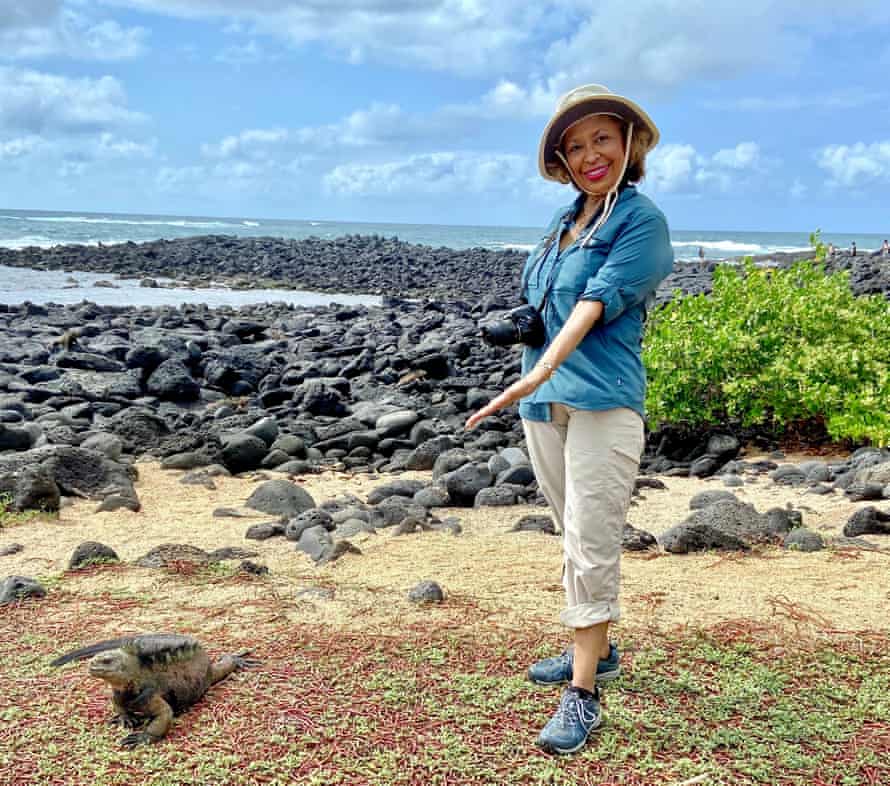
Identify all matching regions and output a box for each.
[536,685,602,755]
[527,643,621,686]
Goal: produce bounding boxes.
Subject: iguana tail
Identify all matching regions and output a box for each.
[50,637,136,667]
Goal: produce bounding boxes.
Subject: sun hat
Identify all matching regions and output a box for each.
[538,84,660,184]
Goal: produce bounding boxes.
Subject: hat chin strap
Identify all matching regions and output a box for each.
[555,121,633,247]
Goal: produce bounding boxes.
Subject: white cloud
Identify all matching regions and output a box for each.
[645,144,697,192]
[0,1,60,30]
[106,0,551,76]
[199,102,462,164]
[96,132,156,158]
[58,159,87,178]
[322,151,529,197]
[645,141,767,194]
[201,128,290,158]
[0,8,148,61]
[704,88,885,112]
[0,135,45,158]
[214,39,268,65]
[790,178,807,199]
[156,165,206,191]
[816,141,890,186]
[87,0,890,87]
[711,142,763,171]
[0,66,145,134]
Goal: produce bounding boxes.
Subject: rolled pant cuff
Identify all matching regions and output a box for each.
[559,600,620,629]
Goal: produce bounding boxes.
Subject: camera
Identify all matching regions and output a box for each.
[481,303,547,348]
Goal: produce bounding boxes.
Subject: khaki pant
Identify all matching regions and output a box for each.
[522,404,644,628]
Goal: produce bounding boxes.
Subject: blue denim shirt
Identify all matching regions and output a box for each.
[519,185,674,422]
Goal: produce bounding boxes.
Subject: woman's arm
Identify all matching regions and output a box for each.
[464,299,603,430]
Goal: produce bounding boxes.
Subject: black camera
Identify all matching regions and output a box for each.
[481,303,546,348]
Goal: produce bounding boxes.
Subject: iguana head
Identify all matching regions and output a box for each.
[89,649,139,686]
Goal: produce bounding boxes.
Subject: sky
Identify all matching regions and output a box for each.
[0,0,889,232]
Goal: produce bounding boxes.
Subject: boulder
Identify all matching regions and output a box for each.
[405,436,456,471]
[221,434,268,474]
[658,498,797,553]
[689,490,738,510]
[13,465,60,512]
[246,479,316,518]
[843,507,890,537]
[146,359,200,401]
[443,462,493,507]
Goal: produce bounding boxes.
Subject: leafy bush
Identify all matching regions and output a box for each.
[644,259,890,446]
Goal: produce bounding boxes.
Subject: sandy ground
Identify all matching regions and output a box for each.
[3,456,889,643]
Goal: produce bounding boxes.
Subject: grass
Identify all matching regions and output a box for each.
[1,585,888,786]
[0,493,56,529]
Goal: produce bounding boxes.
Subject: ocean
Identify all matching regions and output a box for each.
[1,208,885,307]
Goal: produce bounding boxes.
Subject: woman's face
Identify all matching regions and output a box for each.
[561,114,625,196]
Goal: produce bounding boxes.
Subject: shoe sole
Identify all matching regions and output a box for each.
[536,718,603,755]
[527,665,621,686]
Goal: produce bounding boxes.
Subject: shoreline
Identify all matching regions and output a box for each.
[2,233,889,307]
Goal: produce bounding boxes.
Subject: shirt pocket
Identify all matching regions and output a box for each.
[553,244,607,294]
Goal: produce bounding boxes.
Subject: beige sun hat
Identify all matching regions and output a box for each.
[538,84,660,183]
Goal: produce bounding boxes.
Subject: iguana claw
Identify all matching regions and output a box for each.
[121,731,159,748]
[107,714,140,729]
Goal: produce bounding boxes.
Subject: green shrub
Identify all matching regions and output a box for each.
[644,258,890,446]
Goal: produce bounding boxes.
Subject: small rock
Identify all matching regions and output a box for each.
[213,507,250,518]
[413,485,451,508]
[408,580,444,603]
[244,521,286,540]
[179,470,216,489]
[0,575,46,604]
[475,486,517,507]
[239,560,269,576]
[68,541,119,570]
[689,490,738,510]
[783,528,825,552]
[511,515,558,535]
[95,493,140,513]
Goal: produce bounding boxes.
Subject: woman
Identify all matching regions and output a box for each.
[465,84,674,755]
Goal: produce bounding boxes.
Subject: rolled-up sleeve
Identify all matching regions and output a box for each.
[579,213,674,325]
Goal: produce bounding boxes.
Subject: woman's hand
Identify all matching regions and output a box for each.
[464,369,546,430]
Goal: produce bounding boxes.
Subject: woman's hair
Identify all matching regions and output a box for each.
[558,117,652,188]
[621,120,652,185]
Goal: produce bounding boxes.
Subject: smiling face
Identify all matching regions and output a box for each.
[561,114,626,196]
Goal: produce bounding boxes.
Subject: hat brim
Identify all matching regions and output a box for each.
[538,95,660,183]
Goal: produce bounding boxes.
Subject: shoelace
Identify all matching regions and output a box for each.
[553,691,579,728]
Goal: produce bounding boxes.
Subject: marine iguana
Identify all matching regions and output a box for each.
[50,633,257,747]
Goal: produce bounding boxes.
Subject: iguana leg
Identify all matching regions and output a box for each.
[120,695,173,748]
[209,650,260,684]
[108,692,141,729]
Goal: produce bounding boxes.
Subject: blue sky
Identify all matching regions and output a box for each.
[0,1,888,232]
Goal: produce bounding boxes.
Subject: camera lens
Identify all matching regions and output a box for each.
[481,321,519,347]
